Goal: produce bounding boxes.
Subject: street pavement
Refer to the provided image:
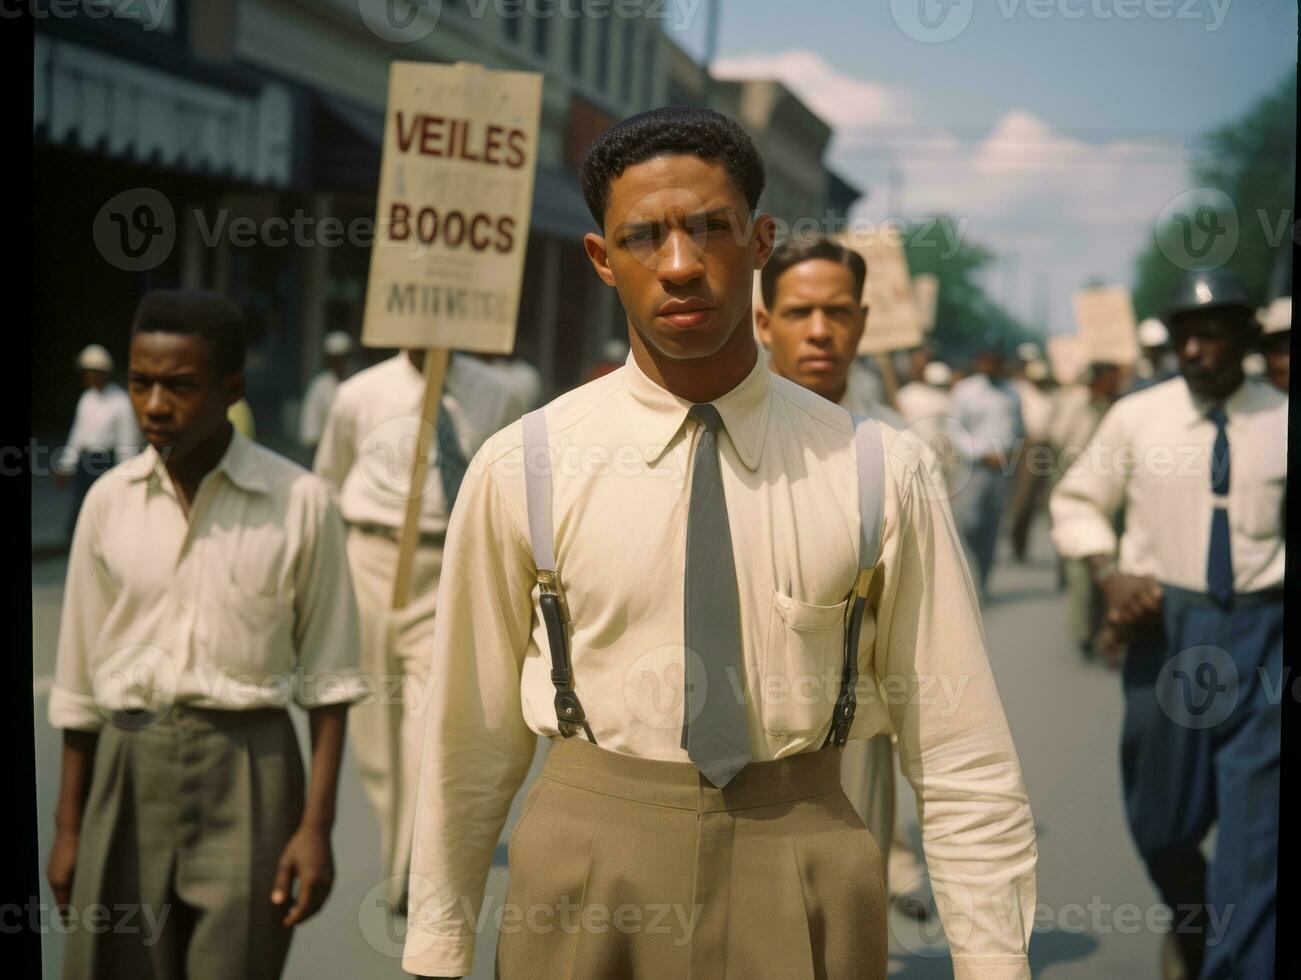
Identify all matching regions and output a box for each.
[30,519,1166,978]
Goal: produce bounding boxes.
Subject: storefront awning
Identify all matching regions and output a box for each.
[34,35,293,186]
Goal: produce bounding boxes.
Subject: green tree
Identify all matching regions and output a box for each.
[1132,69,1296,318]
[903,220,1036,362]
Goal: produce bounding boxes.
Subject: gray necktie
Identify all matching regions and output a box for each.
[682,403,752,787]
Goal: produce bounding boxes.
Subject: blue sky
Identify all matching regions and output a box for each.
[663,0,1297,333]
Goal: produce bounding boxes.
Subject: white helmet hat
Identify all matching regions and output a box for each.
[922,360,952,387]
[323,330,353,356]
[602,337,630,363]
[77,344,114,372]
[1258,296,1291,335]
[1015,341,1040,362]
[1024,359,1050,382]
[1137,318,1169,348]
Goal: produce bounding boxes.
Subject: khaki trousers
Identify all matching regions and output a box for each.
[345,527,443,908]
[63,707,304,980]
[496,738,888,980]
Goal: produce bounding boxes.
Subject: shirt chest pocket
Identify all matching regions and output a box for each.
[761,590,849,737]
[205,524,296,679]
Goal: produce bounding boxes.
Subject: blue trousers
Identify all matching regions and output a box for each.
[954,465,1009,594]
[1121,586,1281,980]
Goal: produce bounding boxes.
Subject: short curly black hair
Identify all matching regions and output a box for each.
[578,106,766,230]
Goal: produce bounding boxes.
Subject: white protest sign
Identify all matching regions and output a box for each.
[838,230,925,354]
[362,62,543,353]
[1072,285,1139,366]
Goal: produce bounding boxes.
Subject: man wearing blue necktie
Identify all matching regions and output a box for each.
[1051,267,1286,980]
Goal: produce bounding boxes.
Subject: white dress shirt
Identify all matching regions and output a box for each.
[57,383,141,472]
[1014,379,1053,441]
[403,348,1037,979]
[949,373,1023,463]
[49,431,364,732]
[313,353,519,535]
[299,370,341,447]
[1050,375,1286,594]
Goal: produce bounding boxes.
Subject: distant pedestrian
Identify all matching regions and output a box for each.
[1008,358,1054,561]
[299,330,354,454]
[1051,268,1284,979]
[54,344,141,541]
[1257,295,1290,394]
[949,335,1023,597]
[1128,317,1178,394]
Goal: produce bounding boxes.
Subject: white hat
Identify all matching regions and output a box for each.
[1015,342,1040,362]
[1258,296,1291,335]
[1242,352,1267,377]
[323,330,353,356]
[922,361,952,387]
[602,337,630,363]
[1024,359,1050,382]
[77,344,114,372]
[1137,318,1169,348]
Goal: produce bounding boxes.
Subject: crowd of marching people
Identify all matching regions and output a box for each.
[42,106,1286,980]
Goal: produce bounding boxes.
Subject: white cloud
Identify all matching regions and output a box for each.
[715,50,1193,331]
[711,49,915,129]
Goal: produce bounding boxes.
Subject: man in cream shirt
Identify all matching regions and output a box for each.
[313,348,520,913]
[1051,268,1284,979]
[404,108,1035,980]
[47,289,364,979]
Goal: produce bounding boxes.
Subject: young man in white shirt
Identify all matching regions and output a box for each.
[313,348,519,914]
[1051,267,1285,979]
[403,107,1035,980]
[47,289,364,979]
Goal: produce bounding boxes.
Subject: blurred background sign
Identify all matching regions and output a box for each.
[840,229,924,354]
[1073,285,1139,366]
[1047,334,1090,386]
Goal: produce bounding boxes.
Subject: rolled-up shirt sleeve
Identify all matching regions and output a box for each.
[873,432,1038,979]
[49,484,113,732]
[402,434,539,979]
[291,477,366,707]
[1049,404,1128,560]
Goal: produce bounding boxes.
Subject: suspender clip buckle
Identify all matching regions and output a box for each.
[538,569,570,623]
[830,689,857,747]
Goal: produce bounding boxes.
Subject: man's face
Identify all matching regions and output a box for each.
[1169,310,1251,400]
[974,352,1004,378]
[754,258,865,400]
[584,154,774,362]
[128,332,241,462]
[1261,332,1289,393]
[82,369,109,390]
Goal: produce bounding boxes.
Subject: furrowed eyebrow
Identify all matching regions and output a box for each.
[617,207,736,237]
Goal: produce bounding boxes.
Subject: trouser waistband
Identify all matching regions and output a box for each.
[539,736,844,813]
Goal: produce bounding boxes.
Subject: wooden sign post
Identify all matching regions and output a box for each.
[361,61,542,608]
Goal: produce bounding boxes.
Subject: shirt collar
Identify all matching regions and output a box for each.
[1181,375,1256,428]
[622,346,772,471]
[122,428,270,494]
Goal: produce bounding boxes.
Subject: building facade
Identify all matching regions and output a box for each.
[33,0,859,448]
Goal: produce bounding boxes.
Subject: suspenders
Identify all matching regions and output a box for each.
[521,408,886,748]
